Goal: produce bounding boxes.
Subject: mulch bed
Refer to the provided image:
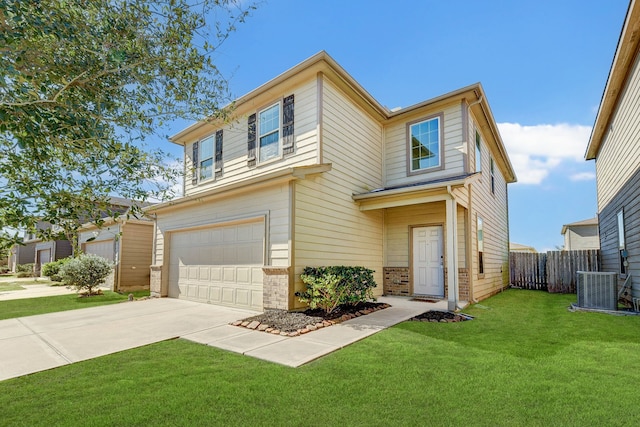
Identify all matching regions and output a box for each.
[231,301,391,337]
[409,310,473,323]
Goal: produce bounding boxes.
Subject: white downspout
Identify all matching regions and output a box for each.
[446,185,461,311]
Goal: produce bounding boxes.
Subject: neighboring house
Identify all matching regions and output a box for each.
[560,218,599,251]
[9,197,147,276]
[510,243,537,253]
[147,51,517,312]
[9,223,72,275]
[78,217,154,292]
[586,0,640,300]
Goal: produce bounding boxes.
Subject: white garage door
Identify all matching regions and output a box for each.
[169,221,264,310]
[84,240,115,261]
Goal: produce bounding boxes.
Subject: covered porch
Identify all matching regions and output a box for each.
[353,174,478,311]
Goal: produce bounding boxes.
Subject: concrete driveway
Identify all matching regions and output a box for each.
[0,296,443,381]
[0,298,260,381]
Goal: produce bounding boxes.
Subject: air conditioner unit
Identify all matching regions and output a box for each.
[576,271,617,310]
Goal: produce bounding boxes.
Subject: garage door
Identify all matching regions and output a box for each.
[168,221,264,310]
[84,240,115,261]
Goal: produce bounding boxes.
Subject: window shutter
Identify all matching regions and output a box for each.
[247,113,256,166]
[215,129,223,178]
[282,94,295,155]
[191,141,199,185]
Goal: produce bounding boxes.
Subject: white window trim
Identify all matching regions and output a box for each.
[617,209,625,249]
[198,134,215,183]
[257,101,282,165]
[407,114,444,175]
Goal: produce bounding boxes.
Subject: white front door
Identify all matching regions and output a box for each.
[412,226,444,296]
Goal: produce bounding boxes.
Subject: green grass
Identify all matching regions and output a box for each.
[0,282,26,291]
[1,289,640,426]
[0,290,150,320]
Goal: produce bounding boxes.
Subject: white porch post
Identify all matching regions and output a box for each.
[446,196,459,311]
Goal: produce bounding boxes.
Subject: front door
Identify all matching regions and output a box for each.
[412,226,444,296]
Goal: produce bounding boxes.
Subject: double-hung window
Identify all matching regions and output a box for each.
[409,115,441,172]
[199,135,214,181]
[259,103,280,163]
[490,158,495,194]
[477,215,484,276]
[618,209,627,275]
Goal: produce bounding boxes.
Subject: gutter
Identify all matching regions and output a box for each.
[146,164,332,213]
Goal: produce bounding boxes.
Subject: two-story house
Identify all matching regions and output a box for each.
[585,0,640,302]
[147,51,516,312]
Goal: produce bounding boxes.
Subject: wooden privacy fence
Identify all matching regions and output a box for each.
[509,250,600,293]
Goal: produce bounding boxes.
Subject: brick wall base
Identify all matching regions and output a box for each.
[383,267,410,296]
[384,266,469,301]
[150,265,162,297]
[262,267,290,310]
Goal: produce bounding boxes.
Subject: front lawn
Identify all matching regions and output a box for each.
[2,290,640,426]
[0,290,150,320]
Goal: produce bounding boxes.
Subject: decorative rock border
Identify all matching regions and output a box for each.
[230,303,391,337]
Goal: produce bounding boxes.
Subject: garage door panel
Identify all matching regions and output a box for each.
[168,221,264,310]
[223,267,236,282]
[236,289,249,306]
[236,267,250,284]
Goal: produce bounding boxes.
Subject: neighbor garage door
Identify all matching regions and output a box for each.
[84,240,115,261]
[168,221,264,310]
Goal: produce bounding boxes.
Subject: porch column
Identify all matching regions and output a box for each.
[446,196,459,311]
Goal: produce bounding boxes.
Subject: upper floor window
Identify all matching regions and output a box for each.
[247,94,294,167]
[475,131,482,172]
[490,158,495,194]
[199,135,214,181]
[409,115,441,173]
[259,103,280,163]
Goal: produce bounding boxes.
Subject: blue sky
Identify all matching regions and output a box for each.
[164,0,630,252]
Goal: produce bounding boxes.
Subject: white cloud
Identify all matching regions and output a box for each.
[497,123,592,185]
[569,172,596,182]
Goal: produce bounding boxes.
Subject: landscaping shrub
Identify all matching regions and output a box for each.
[296,266,377,314]
[15,263,34,277]
[41,258,72,282]
[59,254,113,296]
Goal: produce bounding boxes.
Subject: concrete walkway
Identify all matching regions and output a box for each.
[0,283,77,301]
[0,296,445,381]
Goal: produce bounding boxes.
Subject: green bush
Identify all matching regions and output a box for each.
[59,254,113,295]
[296,266,377,314]
[16,263,34,273]
[41,258,72,282]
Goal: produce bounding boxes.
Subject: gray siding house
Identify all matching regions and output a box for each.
[585,0,640,300]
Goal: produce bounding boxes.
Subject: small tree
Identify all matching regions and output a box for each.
[59,254,112,296]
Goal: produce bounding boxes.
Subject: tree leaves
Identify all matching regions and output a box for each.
[0,0,254,249]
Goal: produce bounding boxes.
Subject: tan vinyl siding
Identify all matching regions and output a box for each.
[470,151,510,300]
[384,202,466,268]
[118,222,153,291]
[154,183,291,268]
[384,103,465,187]
[596,53,640,210]
[293,78,384,306]
[184,79,319,196]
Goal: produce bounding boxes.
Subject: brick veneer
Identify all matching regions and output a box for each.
[384,266,469,300]
[383,267,410,296]
[149,265,162,297]
[262,267,290,310]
